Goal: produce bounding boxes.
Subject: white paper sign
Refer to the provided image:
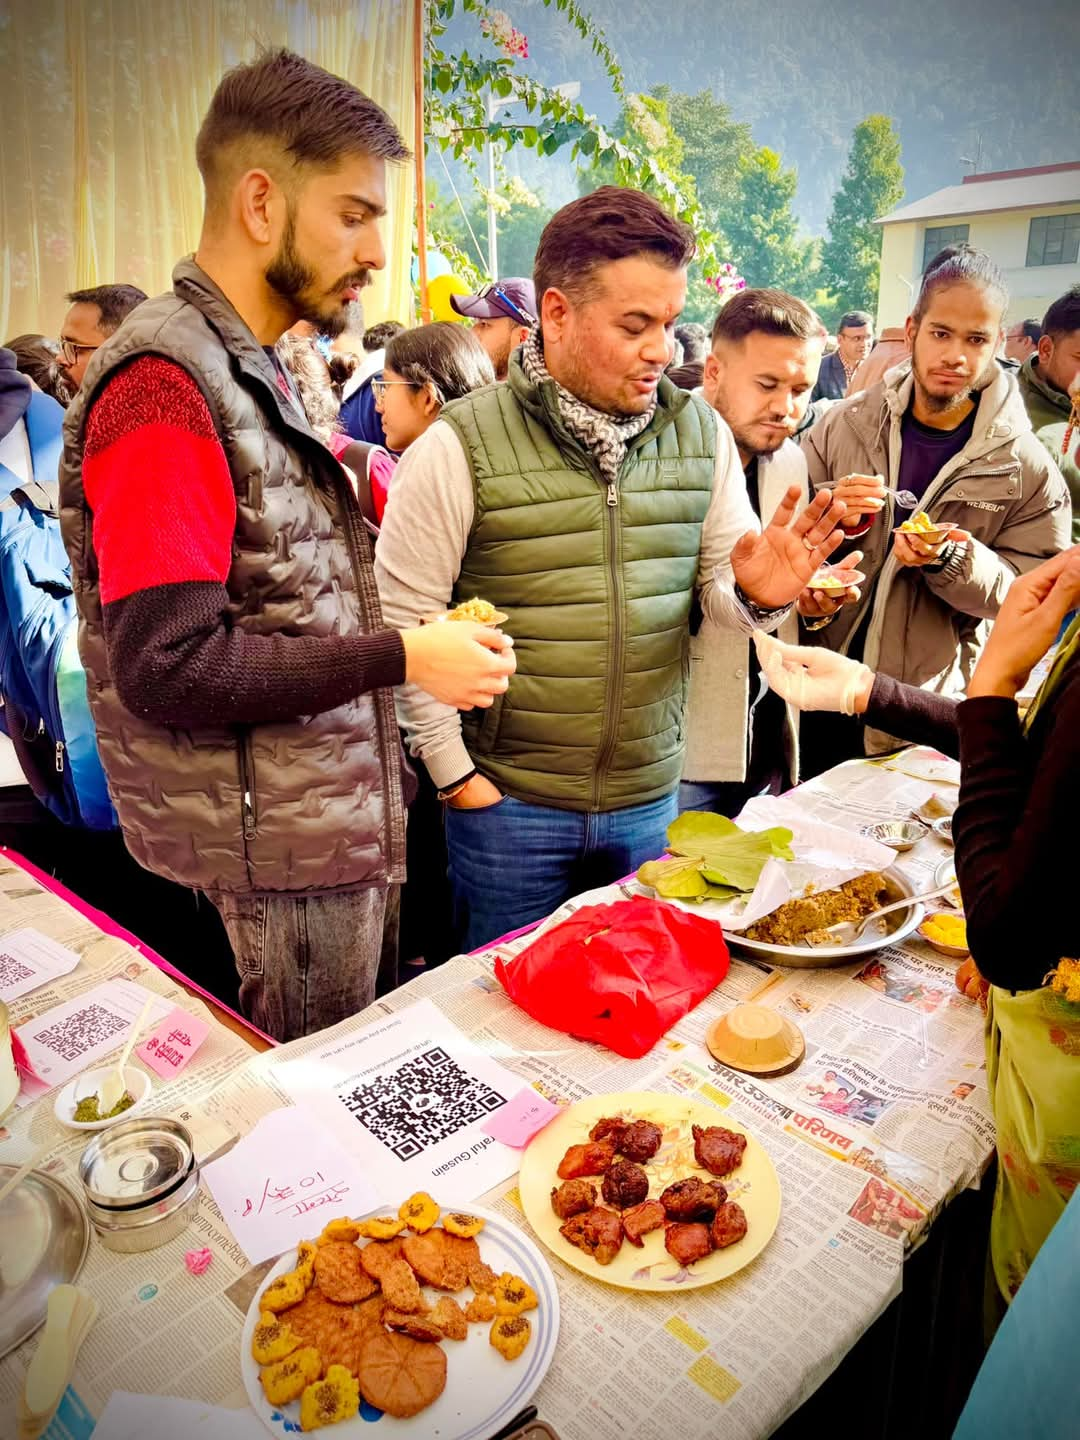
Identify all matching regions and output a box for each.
[0,927,80,1002]
[91,1391,266,1439]
[201,1105,379,1264]
[17,981,171,1088]
[271,999,521,1206]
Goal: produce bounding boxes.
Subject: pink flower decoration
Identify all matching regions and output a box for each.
[184,1247,213,1276]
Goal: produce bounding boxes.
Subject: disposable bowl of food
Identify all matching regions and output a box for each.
[895,523,953,545]
[866,819,928,852]
[419,608,509,627]
[918,911,969,959]
[54,1065,152,1132]
[809,566,866,592]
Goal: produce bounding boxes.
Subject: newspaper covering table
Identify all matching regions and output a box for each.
[0,751,993,1440]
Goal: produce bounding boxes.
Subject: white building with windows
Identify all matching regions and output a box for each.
[875,161,1080,330]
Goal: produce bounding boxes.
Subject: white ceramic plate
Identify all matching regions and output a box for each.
[241,1204,559,1440]
[53,1065,152,1131]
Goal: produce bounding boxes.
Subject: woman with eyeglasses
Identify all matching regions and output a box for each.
[373,323,496,454]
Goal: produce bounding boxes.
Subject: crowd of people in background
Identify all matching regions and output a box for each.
[3,51,1080,1375]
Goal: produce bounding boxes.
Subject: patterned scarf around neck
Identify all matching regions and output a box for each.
[520,329,655,485]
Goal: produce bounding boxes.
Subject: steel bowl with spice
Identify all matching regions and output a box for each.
[78,1116,199,1253]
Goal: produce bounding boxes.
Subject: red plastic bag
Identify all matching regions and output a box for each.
[494,896,730,1059]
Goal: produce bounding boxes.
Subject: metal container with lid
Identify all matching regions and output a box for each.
[79,1116,199,1253]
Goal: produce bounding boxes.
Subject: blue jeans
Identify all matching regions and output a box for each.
[445,790,679,952]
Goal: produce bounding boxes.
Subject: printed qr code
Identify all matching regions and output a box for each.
[0,954,34,989]
[32,1003,128,1063]
[338,1047,507,1161]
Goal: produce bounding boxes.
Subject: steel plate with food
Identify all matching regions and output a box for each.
[241,1200,558,1439]
[518,1092,780,1292]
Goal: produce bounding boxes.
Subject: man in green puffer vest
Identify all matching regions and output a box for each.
[375,187,848,951]
[1017,287,1080,541]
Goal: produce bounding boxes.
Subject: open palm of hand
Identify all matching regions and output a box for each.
[731,486,848,610]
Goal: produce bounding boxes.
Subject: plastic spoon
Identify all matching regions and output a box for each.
[895,490,919,510]
[97,994,154,1114]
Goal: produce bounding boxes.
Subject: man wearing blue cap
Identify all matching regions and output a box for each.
[451,277,537,381]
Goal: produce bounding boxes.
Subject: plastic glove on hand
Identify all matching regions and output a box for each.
[753,630,874,715]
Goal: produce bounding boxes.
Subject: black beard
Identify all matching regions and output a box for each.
[265,213,368,338]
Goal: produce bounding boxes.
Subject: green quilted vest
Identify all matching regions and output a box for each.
[440,362,716,812]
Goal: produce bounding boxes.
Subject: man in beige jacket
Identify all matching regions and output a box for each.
[682,289,863,813]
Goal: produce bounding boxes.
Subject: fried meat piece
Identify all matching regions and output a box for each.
[618,1119,663,1162]
[621,1198,666,1247]
[402,1229,478,1291]
[282,1288,369,1377]
[359,1237,406,1281]
[664,1222,714,1267]
[601,1160,650,1210]
[711,1201,749,1250]
[313,1241,379,1304]
[559,1205,624,1265]
[356,1330,447,1419]
[550,1178,598,1220]
[556,1140,616,1179]
[659,1176,724,1222]
[692,1124,748,1178]
[708,1181,729,1207]
[589,1116,628,1147]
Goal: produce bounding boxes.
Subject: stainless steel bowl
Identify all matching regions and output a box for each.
[932,815,953,844]
[726,868,925,969]
[866,819,929,852]
[79,1115,199,1253]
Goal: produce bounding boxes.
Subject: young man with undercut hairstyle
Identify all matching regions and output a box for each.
[59,51,516,1040]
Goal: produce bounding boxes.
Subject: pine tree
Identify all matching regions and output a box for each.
[723,147,817,295]
[820,115,905,319]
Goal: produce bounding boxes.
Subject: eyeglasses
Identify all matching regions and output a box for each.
[474,283,536,328]
[58,337,100,366]
[370,377,417,404]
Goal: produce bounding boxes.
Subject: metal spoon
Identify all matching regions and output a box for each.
[806,881,957,948]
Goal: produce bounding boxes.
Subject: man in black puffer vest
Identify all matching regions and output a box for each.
[60,52,516,1040]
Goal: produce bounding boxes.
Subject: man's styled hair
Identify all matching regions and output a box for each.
[711,288,823,347]
[913,244,1008,323]
[674,321,709,363]
[196,49,409,208]
[1041,286,1080,341]
[1018,318,1043,345]
[64,284,148,335]
[363,320,405,352]
[838,310,873,333]
[533,186,696,308]
[385,323,496,408]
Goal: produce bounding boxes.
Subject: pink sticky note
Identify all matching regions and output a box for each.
[482,1086,561,1148]
[136,1006,210,1078]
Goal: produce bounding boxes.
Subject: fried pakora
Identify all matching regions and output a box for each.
[465,1293,497,1323]
[467,1257,498,1294]
[402,1230,477,1291]
[282,1289,370,1377]
[559,1206,624,1265]
[442,1212,485,1238]
[494,1272,538,1316]
[618,1119,663,1162]
[356,1330,448,1419]
[299,1365,360,1432]
[356,1214,406,1240]
[398,1192,440,1233]
[382,1308,444,1342]
[664,1222,714,1268]
[691,1123,748,1178]
[259,1347,321,1405]
[490,1314,532,1361]
[318,1218,361,1245]
[589,1116,628,1147]
[428,1296,469,1341]
[711,1201,749,1250]
[601,1160,650,1210]
[313,1241,379,1304]
[659,1176,724,1222]
[550,1178,598,1220]
[359,1237,406,1281]
[251,1311,303,1365]
[621,1198,666,1247]
[260,1269,308,1313]
[556,1140,616,1179]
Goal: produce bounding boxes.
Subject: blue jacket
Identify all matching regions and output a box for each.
[811,349,848,402]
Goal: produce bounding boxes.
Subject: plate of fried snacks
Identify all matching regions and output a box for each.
[518,1092,780,1292]
[241,1199,559,1436]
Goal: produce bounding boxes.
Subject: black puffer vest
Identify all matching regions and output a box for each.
[59,259,406,894]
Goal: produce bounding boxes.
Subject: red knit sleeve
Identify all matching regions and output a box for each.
[82,357,235,603]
